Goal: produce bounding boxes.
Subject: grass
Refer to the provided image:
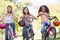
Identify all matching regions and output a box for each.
[14,34,60,40]
[0,29,60,40]
[35,37,60,40]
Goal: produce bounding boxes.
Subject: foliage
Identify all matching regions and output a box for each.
[0,0,60,40]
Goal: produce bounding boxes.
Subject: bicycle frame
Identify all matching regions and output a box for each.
[45,23,56,39]
[26,28,32,38]
[47,26,51,35]
[8,24,13,40]
[26,27,34,40]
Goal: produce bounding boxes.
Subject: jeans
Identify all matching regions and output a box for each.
[41,21,52,33]
[5,22,15,40]
[22,24,32,37]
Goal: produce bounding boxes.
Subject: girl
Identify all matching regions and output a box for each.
[38,5,53,40]
[21,7,35,40]
[1,5,17,40]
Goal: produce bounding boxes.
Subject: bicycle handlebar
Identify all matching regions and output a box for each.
[30,18,38,22]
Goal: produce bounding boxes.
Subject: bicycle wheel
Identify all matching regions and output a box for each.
[26,28,34,40]
[31,36,34,40]
[8,28,14,40]
[26,28,30,40]
[50,27,56,39]
[42,33,46,40]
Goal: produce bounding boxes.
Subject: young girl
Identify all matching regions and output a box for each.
[21,7,35,40]
[38,5,53,40]
[1,5,17,40]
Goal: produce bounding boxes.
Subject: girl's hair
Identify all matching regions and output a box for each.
[38,5,49,14]
[7,5,12,13]
[23,7,30,15]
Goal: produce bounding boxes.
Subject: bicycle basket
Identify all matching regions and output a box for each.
[18,20,25,27]
[53,19,60,26]
[0,21,6,29]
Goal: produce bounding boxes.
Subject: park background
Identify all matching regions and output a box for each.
[0,0,60,40]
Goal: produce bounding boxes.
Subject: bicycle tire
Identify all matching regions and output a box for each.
[26,28,34,40]
[50,27,56,39]
[8,27,14,40]
[42,33,46,40]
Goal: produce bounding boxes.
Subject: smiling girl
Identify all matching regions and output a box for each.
[1,5,17,40]
[21,7,36,40]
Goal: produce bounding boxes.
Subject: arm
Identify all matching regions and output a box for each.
[38,12,53,20]
[20,15,24,19]
[1,13,7,20]
[20,16,24,19]
[47,15,52,20]
[38,12,47,15]
[20,15,26,20]
[30,13,37,19]
[37,12,48,17]
[12,12,18,19]
[30,14,35,18]
[47,15,58,20]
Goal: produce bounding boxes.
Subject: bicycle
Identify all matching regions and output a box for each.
[0,18,14,40]
[37,15,57,40]
[23,26,34,40]
[0,22,14,40]
[0,20,6,40]
[43,16,59,40]
[7,23,14,40]
[22,18,37,40]
[42,24,56,40]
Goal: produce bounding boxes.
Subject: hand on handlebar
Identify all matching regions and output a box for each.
[53,16,59,20]
[51,16,58,20]
[48,16,59,20]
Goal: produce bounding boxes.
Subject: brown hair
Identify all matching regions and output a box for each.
[23,7,30,15]
[38,5,49,14]
[7,5,12,13]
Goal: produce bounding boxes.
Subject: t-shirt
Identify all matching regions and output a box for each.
[4,12,16,23]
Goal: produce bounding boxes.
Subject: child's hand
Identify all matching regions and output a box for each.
[52,16,58,20]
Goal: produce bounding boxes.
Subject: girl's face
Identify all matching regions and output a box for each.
[41,6,46,12]
[7,7,12,13]
[24,8,29,14]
